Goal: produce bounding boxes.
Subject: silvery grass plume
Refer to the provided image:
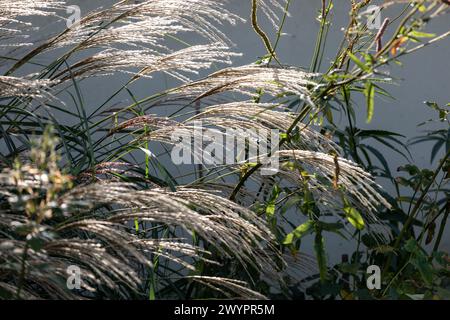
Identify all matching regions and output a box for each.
[0,133,282,299]
[4,0,245,76]
[186,276,268,300]
[0,0,64,45]
[0,76,57,100]
[107,65,320,150]
[52,44,240,83]
[175,64,319,106]
[117,103,390,239]
[78,162,145,183]
[60,183,280,277]
[256,0,290,29]
[186,101,340,153]
[265,150,391,240]
[37,0,243,53]
[0,213,218,299]
[115,101,339,175]
[274,150,392,213]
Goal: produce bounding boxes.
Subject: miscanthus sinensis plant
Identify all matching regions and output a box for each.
[0,0,449,300]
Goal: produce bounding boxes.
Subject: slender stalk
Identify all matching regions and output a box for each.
[251,0,280,64]
[310,0,331,73]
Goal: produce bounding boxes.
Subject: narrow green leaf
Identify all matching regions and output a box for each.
[266,185,281,217]
[357,130,405,138]
[314,227,327,282]
[283,220,314,245]
[409,31,436,38]
[344,206,365,230]
[347,51,370,72]
[430,139,445,163]
[364,82,375,123]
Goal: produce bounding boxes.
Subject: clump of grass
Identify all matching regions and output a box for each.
[0,0,449,300]
[0,128,280,299]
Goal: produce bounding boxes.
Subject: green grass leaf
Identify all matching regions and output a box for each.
[314,227,328,283]
[364,82,375,123]
[283,220,314,245]
[344,206,365,230]
[347,51,370,72]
